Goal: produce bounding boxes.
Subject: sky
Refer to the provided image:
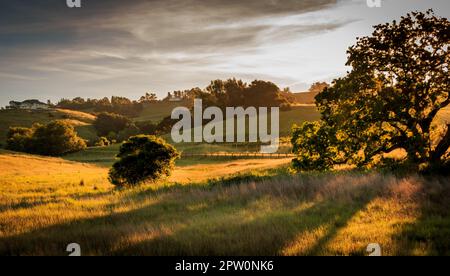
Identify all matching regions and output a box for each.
[0,0,449,107]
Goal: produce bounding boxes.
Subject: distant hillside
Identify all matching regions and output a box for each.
[0,108,98,146]
[135,101,189,123]
[292,91,318,105]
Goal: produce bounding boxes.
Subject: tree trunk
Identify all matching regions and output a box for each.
[431,124,450,163]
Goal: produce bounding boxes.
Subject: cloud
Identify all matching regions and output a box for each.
[0,0,341,86]
[9,0,428,106]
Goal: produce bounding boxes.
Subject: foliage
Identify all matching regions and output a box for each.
[6,120,86,156]
[57,96,143,117]
[95,137,111,147]
[5,127,33,152]
[164,79,289,108]
[308,82,329,94]
[135,121,158,135]
[292,10,450,172]
[139,92,158,103]
[108,135,180,186]
[291,121,340,171]
[93,112,133,136]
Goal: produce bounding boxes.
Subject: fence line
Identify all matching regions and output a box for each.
[181,153,295,159]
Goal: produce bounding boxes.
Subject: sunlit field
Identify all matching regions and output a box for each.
[1,150,449,256]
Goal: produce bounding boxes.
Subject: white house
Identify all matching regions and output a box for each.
[8,100,50,110]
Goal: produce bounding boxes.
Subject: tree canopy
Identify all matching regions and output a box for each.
[292,10,449,171]
[93,112,132,137]
[164,79,288,108]
[108,135,180,186]
[6,120,87,156]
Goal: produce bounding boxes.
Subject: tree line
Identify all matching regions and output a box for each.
[164,79,292,110]
[57,79,297,119]
[57,96,144,117]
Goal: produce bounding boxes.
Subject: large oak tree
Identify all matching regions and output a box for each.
[292,10,449,171]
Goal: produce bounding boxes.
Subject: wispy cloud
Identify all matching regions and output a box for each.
[0,0,448,106]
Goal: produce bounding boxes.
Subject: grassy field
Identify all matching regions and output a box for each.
[135,101,188,122]
[0,108,98,145]
[63,105,320,165]
[63,105,450,166]
[1,105,450,256]
[0,150,449,256]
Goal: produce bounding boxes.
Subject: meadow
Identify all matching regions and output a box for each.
[0,150,449,256]
[1,104,449,256]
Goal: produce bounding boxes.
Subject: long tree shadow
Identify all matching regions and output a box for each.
[113,199,375,256]
[113,176,380,256]
[391,176,450,256]
[0,173,381,256]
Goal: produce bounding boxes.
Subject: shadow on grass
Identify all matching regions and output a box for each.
[392,177,450,256]
[0,172,379,256]
[113,199,374,256]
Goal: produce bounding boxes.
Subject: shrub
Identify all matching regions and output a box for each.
[106,131,118,143]
[95,137,111,147]
[30,121,86,156]
[6,121,86,156]
[109,135,180,187]
[5,127,33,152]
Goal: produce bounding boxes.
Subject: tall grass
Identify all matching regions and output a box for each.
[1,151,449,256]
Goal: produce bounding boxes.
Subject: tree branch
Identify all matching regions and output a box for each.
[431,124,450,162]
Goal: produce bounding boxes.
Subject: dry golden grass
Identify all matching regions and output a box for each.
[54,108,96,123]
[0,151,449,256]
[170,158,291,183]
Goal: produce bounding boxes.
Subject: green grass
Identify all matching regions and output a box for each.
[64,144,121,167]
[136,102,321,135]
[1,151,449,256]
[166,105,321,138]
[135,101,188,123]
[64,143,283,167]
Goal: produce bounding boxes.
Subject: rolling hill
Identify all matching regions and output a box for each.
[135,101,189,122]
[64,106,321,165]
[0,108,98,146]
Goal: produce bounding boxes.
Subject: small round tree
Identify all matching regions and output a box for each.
[109,135,180,187]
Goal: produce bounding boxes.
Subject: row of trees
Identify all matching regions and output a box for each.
[164,79,291,109]
[56,79,291,120]
[92,112,177,144]
[6,121,86,156]
[57,96,144,117]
